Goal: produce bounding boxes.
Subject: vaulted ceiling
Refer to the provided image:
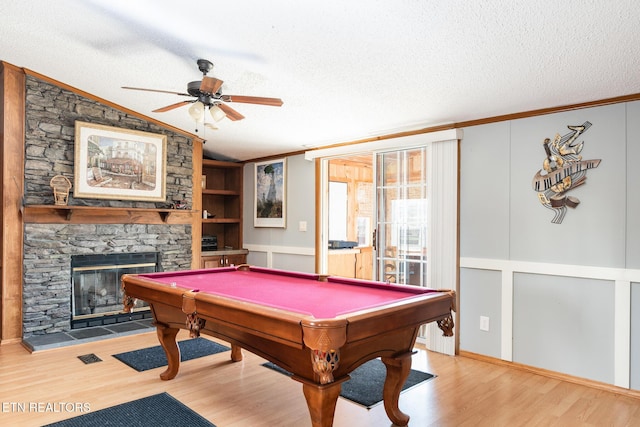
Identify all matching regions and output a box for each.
[2,1,640,161]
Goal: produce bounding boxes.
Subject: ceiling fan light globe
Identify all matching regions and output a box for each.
[188,101,205,122]
[210,105,226,122]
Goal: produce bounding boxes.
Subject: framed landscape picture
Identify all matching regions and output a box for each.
[74,121,167,202]
[254,158,286,227]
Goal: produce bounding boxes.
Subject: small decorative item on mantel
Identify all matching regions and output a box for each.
[50,175,72,206]
[171,200,190,210]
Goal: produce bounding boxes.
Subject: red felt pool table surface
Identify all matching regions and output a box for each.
[138,266,435,318]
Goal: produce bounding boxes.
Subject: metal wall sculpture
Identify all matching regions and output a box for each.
[532,121,601,224]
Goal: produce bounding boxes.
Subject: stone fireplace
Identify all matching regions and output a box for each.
[23,223,192,336]
[70,252,160,329]
[21,73,196,338]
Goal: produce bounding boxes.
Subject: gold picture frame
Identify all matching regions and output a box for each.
[74,121,167,202]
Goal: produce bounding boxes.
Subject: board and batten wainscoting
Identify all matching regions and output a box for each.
[460,256,638,390]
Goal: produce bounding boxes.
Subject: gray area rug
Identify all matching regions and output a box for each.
[42,392,215,427]
[263,358,435,408]
[112,338,229,371]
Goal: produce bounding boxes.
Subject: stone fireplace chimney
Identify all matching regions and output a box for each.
[21,74,197,337]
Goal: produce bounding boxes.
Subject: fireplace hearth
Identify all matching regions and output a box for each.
[71,252,160,329]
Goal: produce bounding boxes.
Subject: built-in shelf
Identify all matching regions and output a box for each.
[22,204,194,224]
[200,159,244,263]
[202,218,241,224]
[202,189,240,196]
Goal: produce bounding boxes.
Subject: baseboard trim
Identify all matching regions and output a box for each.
[459,350,640,400]
[0,337,22,346]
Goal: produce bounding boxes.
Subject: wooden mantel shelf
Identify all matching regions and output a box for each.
[22,204,195,225]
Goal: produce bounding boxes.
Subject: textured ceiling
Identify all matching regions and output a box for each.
[1,1,640,161]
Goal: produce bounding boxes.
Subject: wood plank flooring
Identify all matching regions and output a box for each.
[1,330,639,426]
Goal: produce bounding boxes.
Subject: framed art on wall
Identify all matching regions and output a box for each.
[254,158,286,227]
[74,121,167,202]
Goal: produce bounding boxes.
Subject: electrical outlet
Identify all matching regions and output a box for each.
[480,316,490,331]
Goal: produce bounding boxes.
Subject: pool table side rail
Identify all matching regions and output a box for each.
[327,275,441,295]
[135,265,324,283]
[188,290,314,349]
[122,272,455,355]
[122,273,311,349]
[121,274,187,308]
[133,266,236,281]
[138,265,440,297]
[189,287,455,357]
[340,291,455,341]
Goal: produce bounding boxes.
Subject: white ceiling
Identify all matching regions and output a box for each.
[2,1,640,161]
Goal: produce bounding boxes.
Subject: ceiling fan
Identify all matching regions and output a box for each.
[122,59,283,122]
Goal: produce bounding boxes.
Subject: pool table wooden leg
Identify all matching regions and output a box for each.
[299,376,347,427]
[155,323,180,381]
[230,343,243,361]
[381,352,413,427]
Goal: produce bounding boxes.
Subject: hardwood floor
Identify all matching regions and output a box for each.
[1,330,639,426]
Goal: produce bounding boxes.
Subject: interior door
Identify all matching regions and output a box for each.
[375,147,427,287]
[315,132,458,355]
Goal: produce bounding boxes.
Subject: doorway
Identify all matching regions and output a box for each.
[326,155,374,280]
[312,129,460,354]
[376,147,428,286]
[324,148,428,286]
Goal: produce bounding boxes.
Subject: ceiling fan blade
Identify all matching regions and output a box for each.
[217,103,245,121]
[200,77,224,94]
[221,95,283,106]
[152,100,192,112]
[122,86,191,97]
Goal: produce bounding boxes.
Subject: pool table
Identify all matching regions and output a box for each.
[121,265,455,427]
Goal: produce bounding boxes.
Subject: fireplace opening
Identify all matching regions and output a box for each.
[71,252,160,329]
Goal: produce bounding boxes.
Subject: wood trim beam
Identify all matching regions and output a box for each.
[21,205,194,224]
[455,93,640,129]
[192,140,203,270]
[244,92,640,163]
[314,158,322,274]
[1,62,26,343]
